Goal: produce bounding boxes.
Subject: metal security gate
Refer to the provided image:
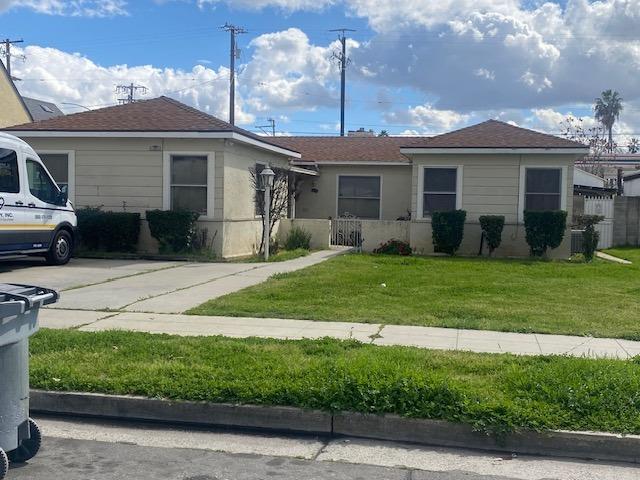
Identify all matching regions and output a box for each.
[330,215,362,251]
[583,196,614,249]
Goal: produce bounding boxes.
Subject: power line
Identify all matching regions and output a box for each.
[255,118,276,136]
[221,23,247,126]
[1,38,25,79]
[330,28,355,136]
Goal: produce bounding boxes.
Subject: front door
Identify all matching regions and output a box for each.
[23,157,63,250]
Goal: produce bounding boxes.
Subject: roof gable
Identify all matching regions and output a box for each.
[402,120,587,150]
[0,60,33,126]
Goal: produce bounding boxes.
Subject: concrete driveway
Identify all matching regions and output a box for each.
[0,251,341,314]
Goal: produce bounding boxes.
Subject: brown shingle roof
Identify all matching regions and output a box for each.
[401,120,587,149]
[5,96,295,153]
[271,136,426,163]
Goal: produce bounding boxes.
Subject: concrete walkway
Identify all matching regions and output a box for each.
[39,309,640,359]
[47,249,345,313]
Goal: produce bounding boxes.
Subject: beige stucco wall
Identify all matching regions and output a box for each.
[295,164,412,221]
[278,218,331,250]
[361,220,410,251]
[0,66,31,128]
[21,136,292,258]
[408,153,577,258]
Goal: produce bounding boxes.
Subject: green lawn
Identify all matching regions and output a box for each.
[189,249,640,340]
[238,248,310,263]
[30,329,640,436]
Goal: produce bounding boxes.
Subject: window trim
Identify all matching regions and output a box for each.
[163,151,215,219]
[36,150,75,203]
[518,165,567,223]
[417,165,463,220]
[336,174,382,220]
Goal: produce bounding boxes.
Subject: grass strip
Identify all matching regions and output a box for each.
[189,248,640,340]
[30,329,640,438]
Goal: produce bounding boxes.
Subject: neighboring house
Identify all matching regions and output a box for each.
[576,154,640,186]
[624,172,640,196]
[5,96,302,258]
[22,97,64,121]
[573,168,617,196]
[275,120,588,258]
[0,60,31,128]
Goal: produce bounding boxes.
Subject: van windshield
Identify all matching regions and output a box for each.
[27,159,60,204]
[0,149,20,194]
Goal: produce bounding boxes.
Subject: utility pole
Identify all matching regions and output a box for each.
[221,23,247,126]
[115,83,148,104]
[330,28,355,137]
[1,38,25,79]
[256,118,276,136]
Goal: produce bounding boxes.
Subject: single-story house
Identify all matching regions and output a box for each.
[573,168,617,196]
[274,121,588,258]
[5,96,305,258]
[6,97,588,259]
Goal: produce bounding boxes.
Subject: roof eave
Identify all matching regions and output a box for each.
[400,147,589,155]
[7,129,301,158]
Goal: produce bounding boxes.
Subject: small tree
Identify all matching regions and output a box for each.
[576,214,604,262]
[250,165,290,254]
[432,210,466,255]
[479,215,505,256]
[561,116,615,177]
[523,211,567,258]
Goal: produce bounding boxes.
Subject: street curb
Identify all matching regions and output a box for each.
[31,390,640,464]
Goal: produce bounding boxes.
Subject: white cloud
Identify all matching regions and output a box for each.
[385,104,470,133]
[196,0,333,11]
[13,45,254,123]
[241,28,349,112]
[0,0,127,16]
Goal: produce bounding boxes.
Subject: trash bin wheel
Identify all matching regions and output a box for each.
[0,448,8,480]
[8,418,42,464]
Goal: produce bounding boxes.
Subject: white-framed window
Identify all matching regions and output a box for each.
[417,166,463,219]
[518,165,567,222]
[337,175,381,219]
[37,150,75,201]
[163,152,215,217]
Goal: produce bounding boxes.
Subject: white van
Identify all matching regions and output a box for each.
[0,133,77,265]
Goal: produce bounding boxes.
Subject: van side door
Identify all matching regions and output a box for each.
[23,157,64,250]
[0,147,27,252]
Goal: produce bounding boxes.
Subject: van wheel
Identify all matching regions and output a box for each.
[46,230,72,265]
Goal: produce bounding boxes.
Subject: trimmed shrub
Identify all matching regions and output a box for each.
[146,210,200,253]
[284,226,312,251]
[479,215,505,256]
[432,210,466,255]
[576,214,604,262]
[523,210,568,257]
[76,207,140,252]
[373,239,412,256]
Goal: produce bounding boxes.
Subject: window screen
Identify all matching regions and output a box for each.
[170,155,207,214]
[337,176,381,219]
[0,149,20,194]
[422,167,457,216]
[525,168,561,211]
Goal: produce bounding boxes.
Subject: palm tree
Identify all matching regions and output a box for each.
[594,90,623,153]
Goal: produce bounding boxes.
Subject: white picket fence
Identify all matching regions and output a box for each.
[583,196,614,249]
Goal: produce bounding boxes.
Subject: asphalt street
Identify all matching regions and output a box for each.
[5,416,638,480]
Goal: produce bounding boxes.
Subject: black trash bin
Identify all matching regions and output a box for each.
[0,284,58,479]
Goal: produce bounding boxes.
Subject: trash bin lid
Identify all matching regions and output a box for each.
[0,284,58,309]
[0,284,58,346]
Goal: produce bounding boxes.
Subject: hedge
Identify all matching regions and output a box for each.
[432,210,466,255]
[76,207,140,252]
[479,215,505,256]
[146,210,200,253]
[523,210,567,257]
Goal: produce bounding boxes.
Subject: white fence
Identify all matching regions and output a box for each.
[330,216,363,251]
[583,196,614,249]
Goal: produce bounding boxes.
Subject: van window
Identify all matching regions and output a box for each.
[26,159,59,204]
[39,153,68,190]
[0,149,20,194]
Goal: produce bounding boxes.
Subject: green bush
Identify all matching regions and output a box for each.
[76,207,140,252]
[284,226,312,251]
[432,210,466,255]
[479,215,505,256]
[576,214,604,262]
[373,239,412,256]
[523,210,568,257]
[146,210,200,253]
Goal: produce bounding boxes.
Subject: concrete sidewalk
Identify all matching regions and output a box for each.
[39,309,640,359]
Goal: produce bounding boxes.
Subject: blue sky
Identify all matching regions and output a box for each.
[2,0,640,143]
